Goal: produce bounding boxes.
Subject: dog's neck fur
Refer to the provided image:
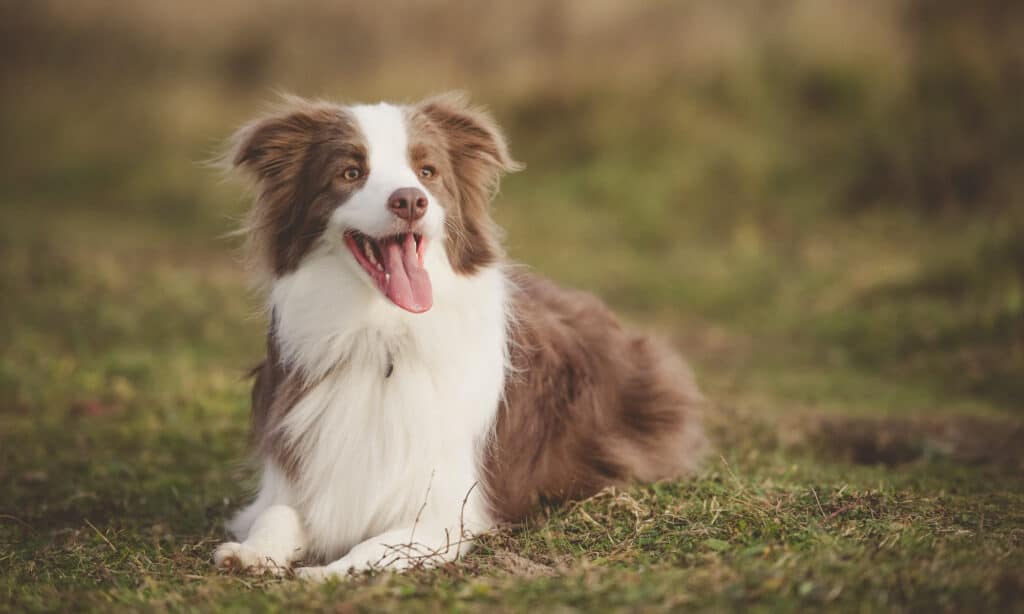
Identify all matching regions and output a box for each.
[271,239,451,381]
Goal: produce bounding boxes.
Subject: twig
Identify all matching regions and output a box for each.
[810,488,827,520]
[719,455,746,493]
[408,469,436,545]
[0,514,33,531]
[85,518,117,552]
[458,481,479,547]
[370,480,484,572]
[826,504,855,521]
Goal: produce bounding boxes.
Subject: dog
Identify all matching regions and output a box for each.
[213,93,705,580]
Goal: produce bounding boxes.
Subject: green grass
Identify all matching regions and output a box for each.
[3,2,1024,611]
[3,126,1022,611]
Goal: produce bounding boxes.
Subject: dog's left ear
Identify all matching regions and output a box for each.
[418,92,523,178]
[418,92,523,273]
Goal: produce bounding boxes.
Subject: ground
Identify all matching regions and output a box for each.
[2,2,1023,611]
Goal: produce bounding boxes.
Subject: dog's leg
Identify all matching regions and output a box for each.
[214,504,307,575]
[294,524,472,581]
[296,468,490,581]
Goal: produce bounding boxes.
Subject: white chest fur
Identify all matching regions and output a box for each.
[259,246,509,559]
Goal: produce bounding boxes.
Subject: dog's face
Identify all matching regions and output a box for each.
[230,93,519,313]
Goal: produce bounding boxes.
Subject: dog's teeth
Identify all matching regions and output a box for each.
[377,262,384,272]
[363,241,377,265]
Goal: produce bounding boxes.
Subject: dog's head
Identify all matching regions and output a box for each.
[227,93,520,313]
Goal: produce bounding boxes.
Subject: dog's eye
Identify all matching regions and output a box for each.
[419,166,436,179]
[342,167,362,181]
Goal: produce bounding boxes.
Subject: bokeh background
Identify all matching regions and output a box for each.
[2,1,1022,610]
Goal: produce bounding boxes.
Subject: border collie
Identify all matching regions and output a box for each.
[213,93,705,580]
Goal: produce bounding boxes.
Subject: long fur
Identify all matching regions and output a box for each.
[213,93,705,579]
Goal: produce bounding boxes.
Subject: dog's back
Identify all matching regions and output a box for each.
[484,271,705,521]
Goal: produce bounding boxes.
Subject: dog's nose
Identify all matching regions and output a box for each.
[387,187,428,222]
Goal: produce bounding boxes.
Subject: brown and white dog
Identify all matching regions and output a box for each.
[214,93,705,580]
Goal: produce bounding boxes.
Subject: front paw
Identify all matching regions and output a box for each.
[295,559,372,582]
[294,565,335,582]
[214,542,289,575]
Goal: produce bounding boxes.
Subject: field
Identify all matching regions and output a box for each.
[1,1,1022,611]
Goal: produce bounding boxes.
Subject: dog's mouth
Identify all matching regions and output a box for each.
[344,231,432,313]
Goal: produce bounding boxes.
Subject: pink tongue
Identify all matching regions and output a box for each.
[382,234,433,313]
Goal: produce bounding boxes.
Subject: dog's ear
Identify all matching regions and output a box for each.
[227,96,341,183]
[418,92,522,184]
[417,92,523,273]
[224,96,348,279]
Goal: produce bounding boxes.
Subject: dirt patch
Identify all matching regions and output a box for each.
[707,402,1024,470]
[786,414,1024,470]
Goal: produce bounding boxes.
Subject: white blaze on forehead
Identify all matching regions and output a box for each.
[349,103,414,185]
[331,102,445,243]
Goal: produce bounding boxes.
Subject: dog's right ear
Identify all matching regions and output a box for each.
[226,96,340,183]
[223,97,345,280]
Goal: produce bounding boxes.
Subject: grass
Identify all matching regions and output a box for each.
[2,1,1023,611]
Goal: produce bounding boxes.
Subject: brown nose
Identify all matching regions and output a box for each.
[387,187,428,221]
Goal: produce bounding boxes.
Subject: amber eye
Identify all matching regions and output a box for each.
[419,166,436,179]
[342,167,362,181]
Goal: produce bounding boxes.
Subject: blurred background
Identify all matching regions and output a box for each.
[1,0,1022,432]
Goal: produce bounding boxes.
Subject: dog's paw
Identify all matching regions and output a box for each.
[294,565,334,582]
[214,542,289,575]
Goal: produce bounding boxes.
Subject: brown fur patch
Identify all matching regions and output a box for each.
[409,93,522,275]
[228,96,367,277]
[248,320,314,478]
[483,271,706,523]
